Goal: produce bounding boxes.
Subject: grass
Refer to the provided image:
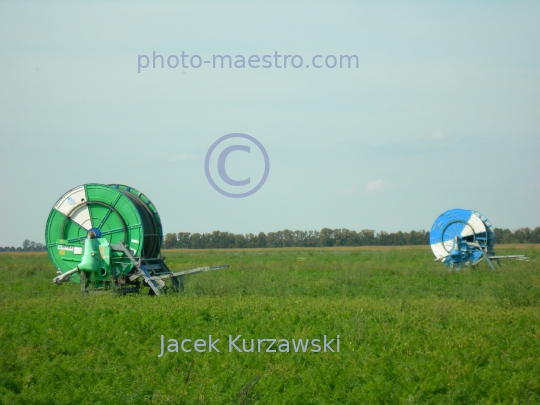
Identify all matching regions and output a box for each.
[0,245,539,404]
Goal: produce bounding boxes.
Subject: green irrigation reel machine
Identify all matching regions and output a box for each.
[46,184,228,295]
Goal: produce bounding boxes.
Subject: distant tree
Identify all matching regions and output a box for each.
[190,233,205,249]
[533,227,540,243]
[257,232,267,248]
[234,234,247,248]
[376,231,390,246]
[495,228,513,244]
[408,230,428,245]
[209,230,235,249]
[290,230,304,247]
[177,232,191,249]
[281,229,293,247]
[163,233,178,249]
[319,228,334,247]
[266,232,278,248]
[245,233,255,248]
[345,230,358,246]
[22,240,31,251]
[513,228,531,244]
[395,231,406,246]
[268,231,281,247]
[305,230,319,247]
[359,230,376,246]
[334,228,352,246]
[206,231,217,248]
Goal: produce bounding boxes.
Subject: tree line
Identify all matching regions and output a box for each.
[161,227,540,249]
[1,227,537,252]
[494,227,540,244]
[0,240,46,252]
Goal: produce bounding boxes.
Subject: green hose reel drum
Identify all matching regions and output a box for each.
[45,184,163,286]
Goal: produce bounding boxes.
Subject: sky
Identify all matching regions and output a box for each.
[0,1,539,247]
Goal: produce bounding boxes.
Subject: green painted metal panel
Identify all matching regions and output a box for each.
[109,184,163,258]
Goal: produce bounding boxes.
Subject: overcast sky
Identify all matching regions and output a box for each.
[1,1,539,247]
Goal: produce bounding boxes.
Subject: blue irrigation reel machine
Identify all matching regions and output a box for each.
[430,209,529,270]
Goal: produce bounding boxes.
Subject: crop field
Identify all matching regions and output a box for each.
[1,245,539,404]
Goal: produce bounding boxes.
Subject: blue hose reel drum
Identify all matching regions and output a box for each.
[430,209,495,268]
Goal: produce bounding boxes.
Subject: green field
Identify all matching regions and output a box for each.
[1,246,539,404]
